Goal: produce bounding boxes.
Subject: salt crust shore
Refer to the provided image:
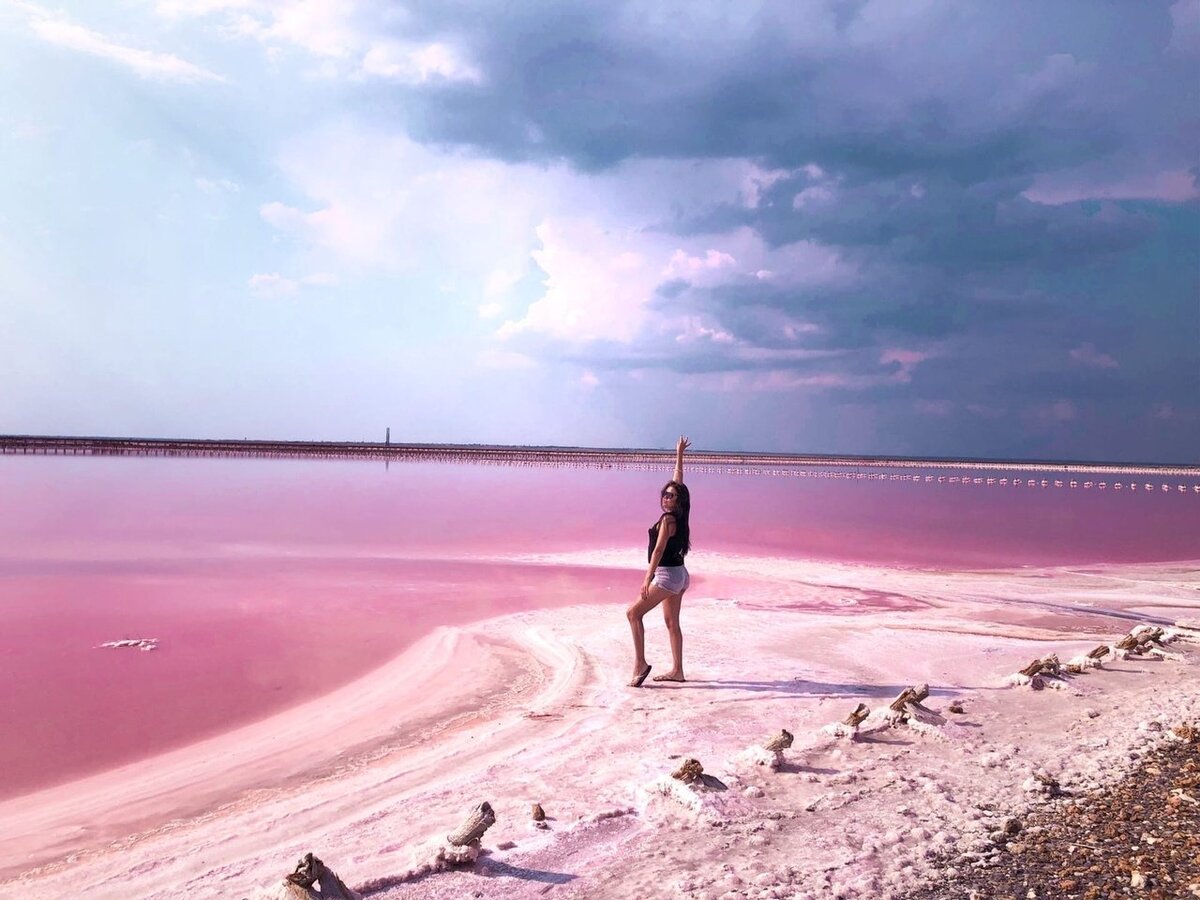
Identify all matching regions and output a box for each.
[2,553,1198,899]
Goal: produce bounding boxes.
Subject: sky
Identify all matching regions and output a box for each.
[0,1,1197,462]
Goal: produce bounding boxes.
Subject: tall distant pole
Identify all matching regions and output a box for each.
[386,427,390,445]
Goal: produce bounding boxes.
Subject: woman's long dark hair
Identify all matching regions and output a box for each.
[661,480,691,555]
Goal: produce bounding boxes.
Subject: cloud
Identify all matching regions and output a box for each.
[1023,169,1199,204]
[662,248,737,279]
[236,7,1195,460]
[248,271,336,296]
[498,218,659,343]
[1168,0,1200,55]
[156,0,483,83]
[879,348,929,383]
[360,40,483,84]
[24,6,225,83]
[1069,343,1118,369]
[195,177,240,193]
[258,125,545,278]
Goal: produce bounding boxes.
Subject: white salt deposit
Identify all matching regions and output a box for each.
[98,638,158,651]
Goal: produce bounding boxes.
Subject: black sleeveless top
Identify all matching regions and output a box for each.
[648,514,687,567]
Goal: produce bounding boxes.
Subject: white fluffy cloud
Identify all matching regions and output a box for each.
[360,40,482,84]
[153,0,482,83]
[498,218,661,343]
[259,125,543,281]
[257,122,856,354]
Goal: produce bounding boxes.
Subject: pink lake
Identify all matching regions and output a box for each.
[1,454,1197,799]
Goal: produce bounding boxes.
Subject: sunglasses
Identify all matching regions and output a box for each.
[661,490,679,499]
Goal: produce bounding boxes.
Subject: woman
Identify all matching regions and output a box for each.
[627,435,691,687]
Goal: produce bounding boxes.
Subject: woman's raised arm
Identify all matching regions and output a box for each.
[673,435,690,484]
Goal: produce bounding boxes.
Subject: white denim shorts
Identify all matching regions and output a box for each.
[652,565,689,594]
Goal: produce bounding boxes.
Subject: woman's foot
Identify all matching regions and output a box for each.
[629,664,652,687]
[652,671,685,683]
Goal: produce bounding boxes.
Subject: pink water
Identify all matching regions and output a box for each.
[1,455,1196,799]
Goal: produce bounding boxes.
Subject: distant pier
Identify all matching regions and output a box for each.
[2,435,1197,484]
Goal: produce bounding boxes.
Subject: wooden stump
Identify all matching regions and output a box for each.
[669,758,727,791]
[889,684,930,713]
[888,684,943,726]
[762,729,794,752]
[1086,644,1111,660]
[447,802,496,847]
[672,758,704,784]
[1115,632,1140,652]
[1018,658,1045,678]
[1016,655,1073,682]
[531,803,546,822]
[281,853,359,900]
[843,703,870,727]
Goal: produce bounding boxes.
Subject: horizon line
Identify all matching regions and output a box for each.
[2,433,1197,476]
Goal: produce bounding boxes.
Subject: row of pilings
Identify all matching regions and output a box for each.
[1,435,1198,488]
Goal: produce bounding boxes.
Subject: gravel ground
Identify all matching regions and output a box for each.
[906,724,1200,900]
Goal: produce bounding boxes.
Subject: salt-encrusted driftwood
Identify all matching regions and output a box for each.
[1008,655,1073,689]
[1132,626,1183,657]
[1110,626,1183,660]
[889,683,930,712]
[820,702,876,739]
[1070,642,1115,669]
[843,703,870,727]
[762,729,794,752]
[447,801,496,847]
[256,853,360,900]
[671,758,727,790]
[735,728,796,769]
[1019,654,1065,679]
[286,853,359,899]
[325,802,500,893]
[1115,632,1142,652]
[886,684,945,727]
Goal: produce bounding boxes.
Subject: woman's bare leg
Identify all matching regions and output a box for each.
[653,589,686,681]
[626,585,675,684]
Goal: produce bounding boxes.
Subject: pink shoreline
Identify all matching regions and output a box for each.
[0,623,542,881]
[0,559,634,800]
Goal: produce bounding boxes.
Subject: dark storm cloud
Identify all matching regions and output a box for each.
[381,0,1197,460]
[386,0,1193,177]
